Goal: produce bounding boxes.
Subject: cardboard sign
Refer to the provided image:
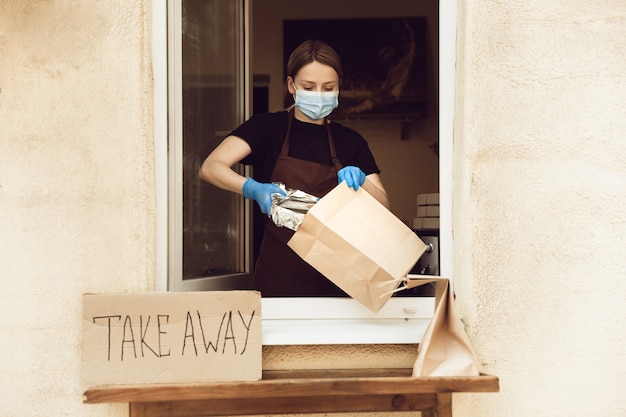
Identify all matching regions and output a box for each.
[82,291,261,386]
[288,181,427,312]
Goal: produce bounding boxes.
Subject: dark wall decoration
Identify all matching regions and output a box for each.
[283,17,429,120]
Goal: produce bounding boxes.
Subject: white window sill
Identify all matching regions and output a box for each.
[261,297,434,345]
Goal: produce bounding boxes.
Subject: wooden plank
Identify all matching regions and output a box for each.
[85,374,499,404]
[129,394,439,417]
[262,368,414,379]
[436,393,452,417]
[101,370,500,416]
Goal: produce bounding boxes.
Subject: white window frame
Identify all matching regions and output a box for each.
[152,0,456,345]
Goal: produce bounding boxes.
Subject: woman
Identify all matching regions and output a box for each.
[198,40,390,297]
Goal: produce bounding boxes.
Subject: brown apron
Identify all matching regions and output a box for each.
[253,111,346,296]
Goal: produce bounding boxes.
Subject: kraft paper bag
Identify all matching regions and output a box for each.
[406,277,481,377]
[287,180,428,313]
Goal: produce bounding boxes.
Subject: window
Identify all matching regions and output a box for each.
[166,0,252,292]
[155,0,456,344]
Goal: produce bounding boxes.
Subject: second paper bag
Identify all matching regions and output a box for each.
[406,278,481,377]
[288,181,427,312]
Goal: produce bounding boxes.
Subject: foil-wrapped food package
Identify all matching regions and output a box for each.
[269,184,319,231]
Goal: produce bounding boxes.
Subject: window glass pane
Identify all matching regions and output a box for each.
[181,0,244,280]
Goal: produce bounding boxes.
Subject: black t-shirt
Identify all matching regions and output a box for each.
[229,111,380,182]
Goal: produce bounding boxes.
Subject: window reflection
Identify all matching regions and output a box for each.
[181,0,246,280]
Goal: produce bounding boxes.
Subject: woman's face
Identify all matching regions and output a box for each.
[288,61,339,94]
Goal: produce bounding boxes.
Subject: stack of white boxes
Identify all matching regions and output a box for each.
[413,193,440,231]
[409,192,440,281]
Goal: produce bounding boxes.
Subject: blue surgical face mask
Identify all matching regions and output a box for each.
[293,88,339,120]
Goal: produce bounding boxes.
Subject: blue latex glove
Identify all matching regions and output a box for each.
[242,177,286,215]
[338,166,366,191]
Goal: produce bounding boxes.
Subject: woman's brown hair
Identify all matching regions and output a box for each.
[286,40,343,82]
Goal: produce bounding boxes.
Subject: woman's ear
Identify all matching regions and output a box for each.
[286,76,295,95]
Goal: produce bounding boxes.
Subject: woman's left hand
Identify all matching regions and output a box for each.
[338,166,366,191]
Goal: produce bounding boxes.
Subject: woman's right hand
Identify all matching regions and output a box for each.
[242,178,286,214]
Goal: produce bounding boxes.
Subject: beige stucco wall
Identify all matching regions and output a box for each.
[452,1,626,416]
[0,1,155,416]
[1,1,625,417]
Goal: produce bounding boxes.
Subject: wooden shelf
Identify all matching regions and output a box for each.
[84,368,499,417]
